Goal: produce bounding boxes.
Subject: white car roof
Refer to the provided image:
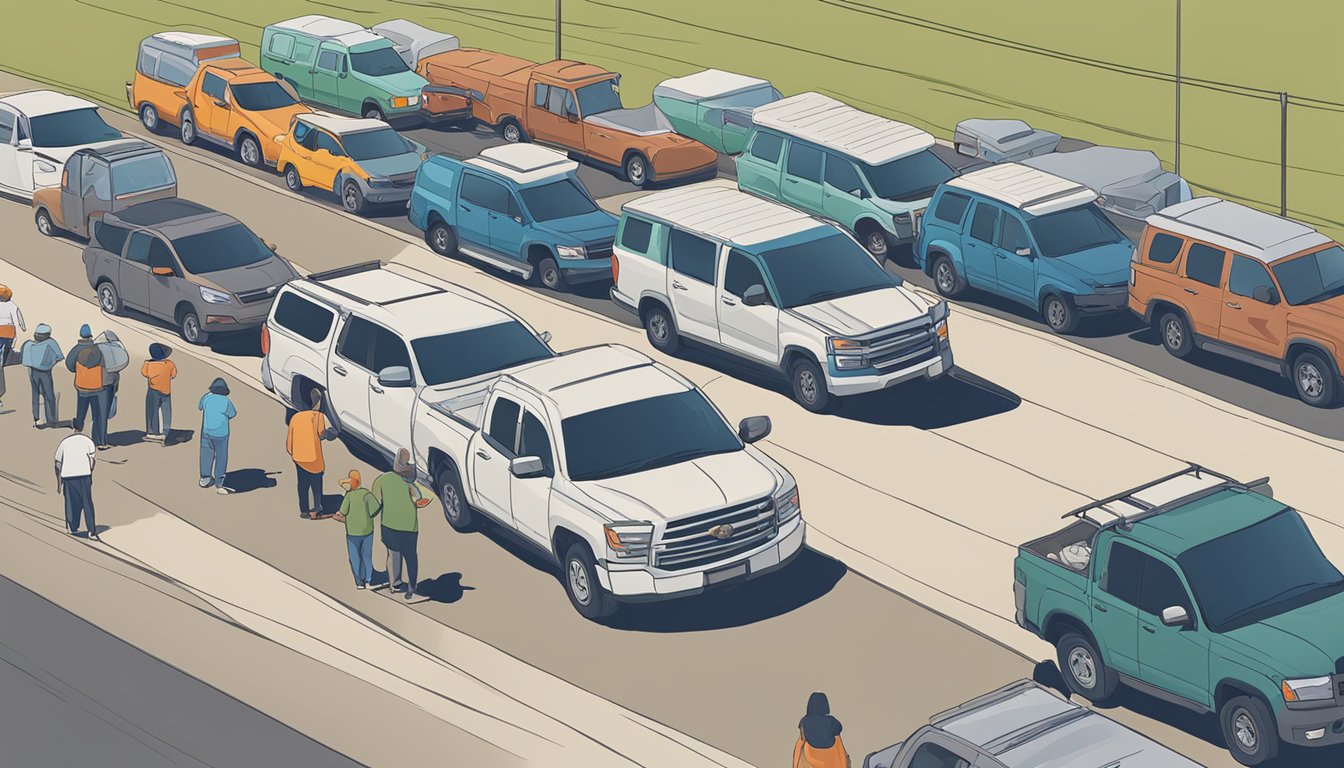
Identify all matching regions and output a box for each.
[297,112,388,135]
[623,183,828,247]
[151,31,237,48]
[296,267,516,337]
[947,163,1097,217]
[465,144,578,185]
[371,19,459,65]
[1145,197,1333,264]
[269,15,382,46]
[0,90,99,117]
[506,345,692,417]
[750,92,934,165]
[654,69,770,101]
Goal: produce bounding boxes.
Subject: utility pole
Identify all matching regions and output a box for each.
[1175,0,1181,176]
[555,0,563,60]
[1281,92,1288,216]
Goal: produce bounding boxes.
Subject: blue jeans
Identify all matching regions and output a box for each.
[146,390,172,436]
[74,389,108,446]
[346,533,374,586]
[199,433,229,486]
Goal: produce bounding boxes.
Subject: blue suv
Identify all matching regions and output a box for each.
[408,144,618,292]
[915,164,1134,333]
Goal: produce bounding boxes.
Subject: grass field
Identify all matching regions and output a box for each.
[6,1,1342,237]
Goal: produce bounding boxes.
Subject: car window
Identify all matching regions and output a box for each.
[534,83,550,108]
[486,397,521,457]
[518,178,597,222]
[725,249,771,303]
[202,72,227,102]
[933,192,972,226]
[81,160,110,202]
[63,154,80,190]
[546,85,567,116]
[138,47,159,78]
[411,322,553,386]
[1138,556,1193,620]
[668,229,718,284]
[292,40,316,64]
[337,316,376,370]
[0,109,14,143]
[1147,232,1184,264]
[969,202,999,244]
[1228,255,1275,300]
[996,213,1029,252]
[519,411,554,475]
[907,742,972,768]
[111,153,176,196]
[147,237,175,270]
[28,108,120,148]
[1185,243,1226,287]
[94,222,130,255]
[272,292,334,343]
[230,81,301,112]
[368,323,413,379]
[460,173,509,213]
[620,216,653,254]
[294,121,317,151]
[155,54,194,87]
[1101,541,1144,606]
[268,33,295,59]
[785,142,823,183]
[350,47,409,77]
[172,224,273,274]
[317,50,343,73]
[749,132,783,164]
[315,131,345,157]
[823,154,864,196]
[125,231,153,265]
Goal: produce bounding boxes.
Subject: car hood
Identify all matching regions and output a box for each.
[196,256,296,294]
[246,104,308,137]
[534,209,618,242]
[786,286,927,336]
[1049,241,1134,285]
[1289,295,1344,324]
[1218,589,1344,675]
[357,152,424,178]
[571,449,776,523]
[356,68,428,95]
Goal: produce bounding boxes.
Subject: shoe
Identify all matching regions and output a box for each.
[96,445,111,451]
[88,534,102,543]
[33,420,40,428]
[404,588,415,601]
[391,581,406,593]
[356,583,367,590]
[144,433,163,443]
[216,487,232,495]
[199,478,213,488]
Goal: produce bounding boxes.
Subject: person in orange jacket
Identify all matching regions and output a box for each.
[286,388,339,518]
[65,324,108,448]
[141,343,177,444]
[793,692,849,768]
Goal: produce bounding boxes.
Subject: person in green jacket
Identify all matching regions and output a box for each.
[333,469,379,589]
[372,449,430,600]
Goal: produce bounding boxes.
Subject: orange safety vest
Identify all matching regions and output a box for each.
[75,361,104,392]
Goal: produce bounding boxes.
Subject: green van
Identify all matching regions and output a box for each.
[260,15,428,122]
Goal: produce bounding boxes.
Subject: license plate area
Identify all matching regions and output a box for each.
[706,561,748,585]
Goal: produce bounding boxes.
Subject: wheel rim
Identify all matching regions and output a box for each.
[37,214,51,235]
[649,314,669,343]
[286,170,299,189]
[628,158,645,184]
[241,139,258,165]
[183,316,200,342]
[1165,319,1183,349]
[441,481,462,523]
[142,107,156,129]
[1047,299,1067,328]
[936,262,954,292]
[867,232,887,255]
[1067,646,1097,689]
[182,120,193,142]
[568,560,591,605]
[365,109,381,120]
[433,227,449,252]
[543,265,559,287]
[798,369,818,404]
[344,185,359,210]
[99,286,115,312]
[1298,361,1325,398]
[504,124,520,142]
[1232,708,1258,751]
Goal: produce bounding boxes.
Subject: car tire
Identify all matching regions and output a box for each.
[35,208,57,237]
[537,256,564,291]
[237,134,263,168]
[426,221,457,257]
[179,309,208,346]
[562,542,618,620]
[500,118,526,143]
[1219,695,1278,766]
[436,464,476,532]
[139,104,159,133]
[1291,350,1338,407]
[96,281,123,316]
[932,254,966,298]
[283,165,303,192]
[180,111,197,146]
[860,225,889,261]
[623,152,650,188]
[1056,632,1118,703]
[1042,294,1079,334]
[642,304,679,354]
[790,357,832,414]
[363,105,386,122]
[1157,311,1194,358]
[341,180,366,215]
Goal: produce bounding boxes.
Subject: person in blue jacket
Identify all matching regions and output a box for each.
[20,323,62,428]
[198,377,237,494]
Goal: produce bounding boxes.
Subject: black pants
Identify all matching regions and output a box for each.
[62,475,96,535]
[296,465,323,516]
[381,528,418,590]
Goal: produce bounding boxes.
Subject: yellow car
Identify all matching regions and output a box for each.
[177,59,309,168]
[275,112,426,214]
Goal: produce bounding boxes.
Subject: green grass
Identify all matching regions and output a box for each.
[6,0,1343,238]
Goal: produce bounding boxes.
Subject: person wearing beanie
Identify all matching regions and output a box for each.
[286,388,339,518]
[373,448,431,600]
[0,284,26,409]
[198,377,236,493]
[333,469,380,589]
[141,343,177,444]
[20,323,62,427]
[65,324,109,447]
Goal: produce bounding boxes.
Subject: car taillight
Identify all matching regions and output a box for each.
[611,255,620,285]
[260,322,270,356]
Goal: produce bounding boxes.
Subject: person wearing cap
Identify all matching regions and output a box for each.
[141,343,177,443]
[0,284,26,410]
[333,469,380,589]
[198,378,236,493]
[20,323,62,428]
[65,324,108,448]
[286,388,339,518]
[54,419,99,542]
[372,448,431,600]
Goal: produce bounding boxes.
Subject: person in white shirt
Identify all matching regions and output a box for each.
[0,284,26,409]
[54,421,99,541]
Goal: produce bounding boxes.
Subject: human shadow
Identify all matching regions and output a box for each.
[414,572,475,604]
[164,428,195,447]
[105,429,146,447]
[222,468,279,493]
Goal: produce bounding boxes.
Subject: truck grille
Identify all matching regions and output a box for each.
[235,285,281,305]
[655,497,776,572]
[866,322,938,371]
[389,172,417,188]
[584,238,615,260]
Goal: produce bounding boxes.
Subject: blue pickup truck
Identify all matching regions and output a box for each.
[408,144,618,292]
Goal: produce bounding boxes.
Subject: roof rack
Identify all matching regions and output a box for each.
[306,260,381,284]
[1061,463,1270,531]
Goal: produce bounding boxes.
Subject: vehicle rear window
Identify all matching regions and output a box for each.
[272,292,334,343]
[749,132,783,164]
[1184,243,1226,287]
[619,216,653,254]
[786,143,823,183]
[111,153,175,196]
[93,222,131,255]
[668,229,718,284]
[155,55,195,87]
[1146,232,1184,264]
[410,322,553,386]
[932,192,971,226]
[171,224,274,274]
[138,48,159,78]
[1101,541,1143,606]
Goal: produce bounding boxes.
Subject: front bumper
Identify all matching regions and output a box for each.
[201,301,273,332]
[558,257,613,285]
[1278,701,1344,747]
[1072,289,1129,314]
[826,346,953,397]
[649,157,719,184]
[420,104,474,123]
[358,177,415,205]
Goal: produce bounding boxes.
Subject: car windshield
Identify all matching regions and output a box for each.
[111,153,175,196]
[519,179,598,221]
[1271,246,1344,305]
[563,390,742,482]
[29,108,120,148]
[411,322,552,386]
[1027,205,1125,258]
[230,81,300,112]
[170,224,274,274]
[575,79,622,117]
[341,128,414,161]
[349,46,410,77]
[1179,508,1344,632]
[860,149,955,202]
[758,232,897,308]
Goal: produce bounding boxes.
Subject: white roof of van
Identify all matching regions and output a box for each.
[1145,197,1332,263]
[0,90,100,118]
[297,112,387,135]
[371,19,459,65]
[750,92,933,165]
[151,32,237,48]
[623,183,827,246]
[466,144,577,185]
[508,345,691,417]
[270,15,381,46]
[947,163,1097,217]
[654,69,770,101]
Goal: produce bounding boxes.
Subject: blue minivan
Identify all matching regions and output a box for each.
[915,163,1134,334]
[408,144,618,292]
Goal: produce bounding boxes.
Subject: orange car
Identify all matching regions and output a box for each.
[1130,196,1344,406]
[127,32,241,134]
[417,50,717,187]
[176,59,309,168]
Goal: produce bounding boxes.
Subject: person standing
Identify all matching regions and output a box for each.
[54,421,99,541]
[373,449,431,600]
[333,470,380,589]
[20,323,62,428]
[286,389,338,518]
[141,343,176,443]
[792,693,848,768]
[0,284,27,410]
[198,378,236,494]
[65,325,108,448]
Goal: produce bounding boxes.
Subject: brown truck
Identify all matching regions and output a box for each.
[417,51,717,187]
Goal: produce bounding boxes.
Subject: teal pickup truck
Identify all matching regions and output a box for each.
[1014,464,1344,766]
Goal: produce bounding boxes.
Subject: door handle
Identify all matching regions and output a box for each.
[307,69,316,74]
[672,280,688,291]
[489,213,498,220]
[784,178,799,184]
[1183,287,1199,295]
[369,383,384,394]
[1225,301,1242,310]
[1142,625,1156,634]
[332,365,347,376]
[721,296,737,306]
[459,204,470,212]
[997,253,1007,260]
[594,132,610,139]
[475,449,492,460]
[1093,602,1108,613]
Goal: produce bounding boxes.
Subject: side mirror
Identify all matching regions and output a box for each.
[955,141,978,158]
[1015,247,1033,258]
[565,110,579,123]
[509,455,548,479]
[540,330,553,344]
[213,99,230,109]
[377,365,414,388]
[1252,285,1280,305]
[151,266,175,277]
[742,284,770,307]
[738,415,772,444]
[17,138,32,150]
[264,240,279,253]
[853,188,869,199]
[1161,606,1190,628]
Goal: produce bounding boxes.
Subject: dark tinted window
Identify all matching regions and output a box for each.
[1228,255,1275,300]
[786,143,823,183]
[272,292,334,343]
[669,229,718,284]
[410,322,553,386]
[1138,557,1193,619]
[1028,206,1125,258]
[1185,243,1226,287]
[860,149,956,203]
[1272,246,1344,306]
[997,214,1029,252]
[758,232,896,308]
[94,222,131,255]
[823,154,864,195]
[620,217,653,254]
[125,231,152,265]
[315,131,345,157]
[337,316,376,369]
[171,224,274,274]
[519,411,554,475]
[368,324,412,378]
[969,203,998,243]
[562,391,741,481]
[724,249,770,302]
[1147,232,1184,264]
[111,153,175,196]
[230,81,300,112]
[461,173,509,213]
[519,179,598,222]
[155,55,194,88]
[147,237,175,269]
[907,742,972,768]
[534,83,549,108]
[0,110,13,143]
[28,108,120,148]
[486,397,520,456]
[294,121,317,151]
[350,46,409,77]
[1101,542,1143,606]
[574,80,618,116]
[202,72,227,101]
[749,132,783,164]
[933,192,971,226]
[342,128,412,161]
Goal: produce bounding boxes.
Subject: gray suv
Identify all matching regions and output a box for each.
[84,199,298,344]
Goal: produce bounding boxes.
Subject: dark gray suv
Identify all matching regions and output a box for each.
[83,199,298,344]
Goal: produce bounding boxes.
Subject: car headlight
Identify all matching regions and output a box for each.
[935,318,949,347]
[367,175,393,188]
[199,286,233,305]
[556,245,587,259]
[828,337,865,354]
[35,160,57,174]
[391,95,420,109]
[774,481,801,523]
[604,522,652,560]
[273,133,286,144]
[1282,676,1334,703]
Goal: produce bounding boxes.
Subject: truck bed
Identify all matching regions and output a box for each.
[426,388,488,429]
[1019,519,1099,574]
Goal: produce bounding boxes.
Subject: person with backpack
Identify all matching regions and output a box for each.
[0,284,26,411]
[65,325,108,448]
[793,693,849,768]
[20,323,62,428]
[141,343,176,443]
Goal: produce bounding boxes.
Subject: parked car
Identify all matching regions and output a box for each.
[84,199,298,344]
[127,32,241,133]
[864,680,1201,768]
[0,91,124,201]
[408,143,617,290]
[1130,197,1344,406]
[952,118,1060,163]
[736,92,956,260]
[610,183,951,413]
[33,140,176,239]
[176,58,308,168]
[652,68,781,155]
[276,112,426,214]
[1023,146,1192,219]
[1015,464,1344,766]
[916,163,1133,334]
[414,50,718,187]
[369,19,473,125]
[260,15,429,122]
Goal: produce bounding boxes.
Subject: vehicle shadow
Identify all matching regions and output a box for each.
[1126,327,1329,406]
[106,306,262,358]
[835,368,1020,427]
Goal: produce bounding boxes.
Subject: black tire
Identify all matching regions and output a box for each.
[1042,294,1079,334]
[96,281,123,316]
[237,133,263,168]
[341,180,366,215]
[1291,350,1338,407]
[623,152,650,187]
[1219,695,1278,766]
[179,308,209,346]
[1055,632,1118,703]
[426,220,457,257]
[642,303,679,354]
[179,110,197,146]
[932,254,966,298]
[562,542,618,620]
[500,118,526,143]
[536,256,564,291]
[35,208,57,237]
[789,357,831,413]
[436,464,476,532]
[283,165,303,192]
[1158,310,1194,358]
[139,103,159,133]
[363,105,386,122]
[859,224,889,261]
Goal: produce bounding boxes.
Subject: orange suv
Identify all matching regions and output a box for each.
[1130,197,1344,406]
